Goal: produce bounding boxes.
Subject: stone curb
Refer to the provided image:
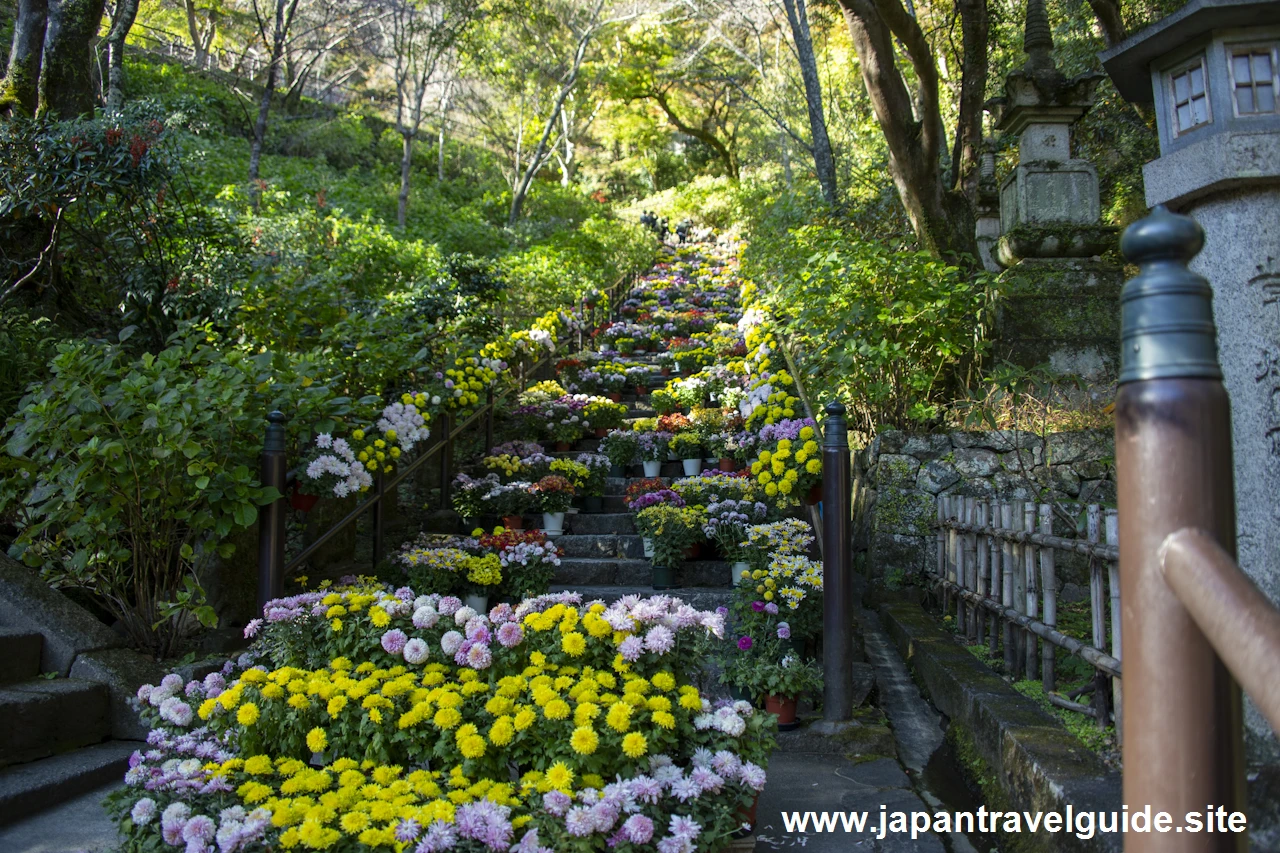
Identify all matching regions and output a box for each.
[879,600,1122,853]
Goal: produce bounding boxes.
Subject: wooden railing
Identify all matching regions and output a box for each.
[935,497,1122,732]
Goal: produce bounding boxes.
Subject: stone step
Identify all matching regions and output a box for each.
[0,630,42,685]
[554,558,737,588]
[0,740,137,826]
[0,679,111,769]
[555,534,646,560]
[561,513,635,535]
[551,585,733,612]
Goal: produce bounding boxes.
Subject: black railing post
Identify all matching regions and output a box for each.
[372,470,385,569]
[257,410,287,613]
[821,400,855,725]
[439,412,453,510]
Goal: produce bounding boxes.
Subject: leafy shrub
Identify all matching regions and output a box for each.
[745,222,993,440]
[0,312,60,423]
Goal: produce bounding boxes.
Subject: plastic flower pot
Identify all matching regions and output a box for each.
[681,458,702,476]
[642,537,655,558]
[610,464,626,478]
[501,515,524,530]
[806,482,823,506]
[464,594,489,613]
[291,481,320,512]
[718,458,737,472]
[542,512,565,536]
[651,564,679,590]
[583,495,603,513]
[642,460,662,477]
[765,694,799,727]
[734,792,761,833]
[731,561,750,585]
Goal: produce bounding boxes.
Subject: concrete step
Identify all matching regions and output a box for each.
[562,513,635,535]
[552,585,734,612]
[0,740,136,826]
[0,679,111,769]
[0,630,42,685]
[554,558,737,588]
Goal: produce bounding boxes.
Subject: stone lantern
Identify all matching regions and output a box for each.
[1101,0,1280,763]
[986,0,1122,378]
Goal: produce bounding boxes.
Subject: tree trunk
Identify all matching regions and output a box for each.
[949,0,988,204]
[781,0,838,207]
[184,0,206,68]
[0,0,49,116]
[836,0,976,261]
[651,90,738,180]
[104,0,140,109]
[248,0,298,209]
[1085,0,1125,47]
[36,0,106,119]
[398,130,414,229]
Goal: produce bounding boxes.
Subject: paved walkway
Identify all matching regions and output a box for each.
[0,782,121,852]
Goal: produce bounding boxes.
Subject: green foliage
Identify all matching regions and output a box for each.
[745,221,994,440]
[0,333,282,655]
[0,312,61,424]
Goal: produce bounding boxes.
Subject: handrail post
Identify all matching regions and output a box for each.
[257,410,287,613]
[439,412,453,511]
[372,470,385,569]
[820,401,854,725]
[1114,205,1245,849]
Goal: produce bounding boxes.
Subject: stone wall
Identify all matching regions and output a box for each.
[858,428,1115,581]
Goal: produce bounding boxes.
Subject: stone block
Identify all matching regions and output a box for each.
[0,680,110,767]
[0,739,138,826]
[874,490,936,537]
[992,471,1036,500]
[0,630,42,685]
[916,459,961,494]
[0,555,122,675]
[953,447,1000,478]
[1078,479,1117,506]
[902,434,952,461]
[877,430,907,454]
[69,649,166,741]
[1050,465,1082,497]
[1047,431,1110,465]
[869,532,933,576]
[875,455,921,488]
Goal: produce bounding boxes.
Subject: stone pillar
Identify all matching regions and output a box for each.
[988,0,1122,379]
[974,141,1002,273]
[1101,0,1280,763]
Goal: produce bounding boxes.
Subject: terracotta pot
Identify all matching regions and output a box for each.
[291,481,320,512]
[805,482,823,505]
[635,385,648,396]
[660,367,671,376]
[683,542,703,560]
[607,392,622,403]
[594,427,608,438]
[501,515,524,530]
[555,441,572,452]
[735,792,761,830]
[718,457,737,472]
[765,694,798,725]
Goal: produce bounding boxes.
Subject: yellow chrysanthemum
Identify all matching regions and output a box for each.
[621,732,648,758]
[306,728,327,753]
[570,726,599,755]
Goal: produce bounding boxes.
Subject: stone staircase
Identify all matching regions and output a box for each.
[0,626,136,825]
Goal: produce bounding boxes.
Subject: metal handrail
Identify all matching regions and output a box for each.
[257,271,633,607]
[1160,528,1280,736]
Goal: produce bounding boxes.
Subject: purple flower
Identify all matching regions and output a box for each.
[622,814,655,844]
[403,638,430,664]
[750,601,765,613]
[644,625,675,654]
[243,619,263,638]
[737,636,753,651]
[441,631,463,655]
[716,606,728,616]
[130,797,157,825]
[465,643,492,669]
[396,819,422,842]
[182,815,216,844]
[497,622,524,648]
[777,622,791,639]
[381,629,409,655]
[765,602,779,615]
[415,821,457,852]
[543,790,572,817]
[619,635,644,662]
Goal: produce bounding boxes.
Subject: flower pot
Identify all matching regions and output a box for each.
[733,792,761,835]
[667,449,680,461]
[652,564,680,590]
[607,392,622,403]
[594,427,608,438]
[555,441,572,452]
[681,458,702,476]
[610,464,626,478]
[642,537,655,558]
[718,457,737,472]
[635,385,648,395]
[634,347,648,355]
[598,343,610,353]
[501,515,524,530]
[806,482,823,505]
[291,482,320,512]
[583,495,603,513]
[731,561,750,585]
[642,460,662,477]
[464,594,489,613]
[765,694,799,726]
[542,512,565,536]
[565,507,579,515]
[683,542,703,560]
[661,367,671,376]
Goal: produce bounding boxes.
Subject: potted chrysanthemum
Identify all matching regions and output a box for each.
[530,475,574,536]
